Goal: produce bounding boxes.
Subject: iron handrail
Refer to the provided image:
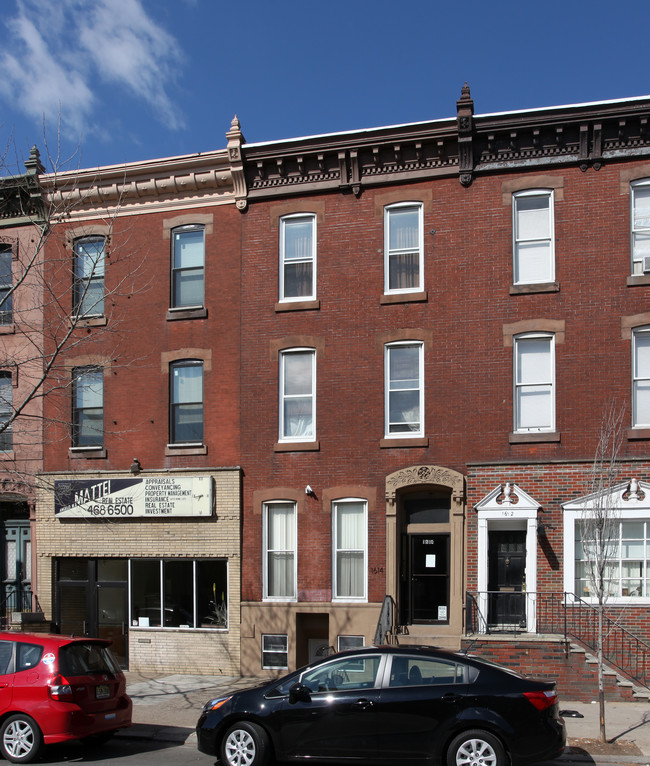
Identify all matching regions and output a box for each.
[466,590,650,688]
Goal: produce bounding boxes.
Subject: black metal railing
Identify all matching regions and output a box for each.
[374,595,396,645]
[0,589,42,629]
[466,590,650,688]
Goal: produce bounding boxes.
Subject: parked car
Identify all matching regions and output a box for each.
[196,645,565,766]
[0,631,132,763]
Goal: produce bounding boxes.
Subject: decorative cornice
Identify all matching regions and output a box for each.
[42,148,236,220]
[240,88,650,201]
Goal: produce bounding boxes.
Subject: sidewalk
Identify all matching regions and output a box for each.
[121,672,650,763]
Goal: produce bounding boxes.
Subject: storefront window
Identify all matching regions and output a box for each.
[130,559,227,629]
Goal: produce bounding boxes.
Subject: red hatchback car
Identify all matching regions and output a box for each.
[0,631,132,763]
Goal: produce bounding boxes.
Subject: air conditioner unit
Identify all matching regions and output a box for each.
[643,255,650,274]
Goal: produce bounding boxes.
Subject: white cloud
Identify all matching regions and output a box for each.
[0,0,185,140]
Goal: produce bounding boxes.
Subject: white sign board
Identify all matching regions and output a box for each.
[54,476,212,518]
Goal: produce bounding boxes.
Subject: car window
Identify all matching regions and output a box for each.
[0,641,12,675]
[301,655,381,693]
[388,656,466,687]
[59,643,120,676]
[16,643,43,672]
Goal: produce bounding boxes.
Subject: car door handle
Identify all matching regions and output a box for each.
[0,683,8,689]
[355,698,374,710]
[442,693,461,702]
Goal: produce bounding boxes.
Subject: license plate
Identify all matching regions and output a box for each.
[95,685,110,699]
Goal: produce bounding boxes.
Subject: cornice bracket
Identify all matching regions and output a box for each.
[226,115,248,211]
[457,82,475,187]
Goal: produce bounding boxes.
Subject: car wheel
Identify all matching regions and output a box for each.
[446,729,505,766]
[220,721,270,766]
[0,714,43,764]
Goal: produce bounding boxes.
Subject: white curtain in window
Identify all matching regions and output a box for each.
[634,331,650,426]
[515,337,552,430]
[335,501,365,598]
[515,195,551,283]
[282,351,314,438]
[267,503,295,598]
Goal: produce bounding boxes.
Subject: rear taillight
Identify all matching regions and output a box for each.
[48,675,73,701]
[524,690,558,711]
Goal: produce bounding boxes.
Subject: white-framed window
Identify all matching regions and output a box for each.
[564,491,650,604]
[333,499,367,601]
[279,348,315,441]
[385,342,423,437]
[337,635,365,652]
[170,360,203,444]
[384,202,423,293]
[633,327,650,427]
[0,245,12,326]
[631,180,650,275]
[171,225,205,308]
[72,366,103,448]
[513,333,554,432]
[263,501,297,601]
[512,190,554,285]
[73,236,105,317]
[262,634,288,669]
[129,558,228,628]
[0,372,12,452]
[280,214,316,301]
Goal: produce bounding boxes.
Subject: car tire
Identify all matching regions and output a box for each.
[446,729,505,766]
[0,714,44,764]
[220,721,270,766]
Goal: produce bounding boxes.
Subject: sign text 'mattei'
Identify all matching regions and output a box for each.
[54,476,213,518]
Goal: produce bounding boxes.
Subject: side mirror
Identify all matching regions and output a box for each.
[289,682,311,704]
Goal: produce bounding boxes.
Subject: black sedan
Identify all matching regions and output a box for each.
[196,645,566,766]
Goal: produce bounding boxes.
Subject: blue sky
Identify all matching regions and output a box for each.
[1,0,649,174]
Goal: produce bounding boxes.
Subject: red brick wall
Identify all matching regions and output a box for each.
[42,204,242,472]
[239,159,650,607]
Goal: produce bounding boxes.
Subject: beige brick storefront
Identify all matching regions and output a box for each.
[35,468,241,675]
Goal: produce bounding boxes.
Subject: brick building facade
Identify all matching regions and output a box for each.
[34,122,246,673]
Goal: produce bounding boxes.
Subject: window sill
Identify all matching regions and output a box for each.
[380,437,429,448]
[69,447,107,459]
[627,274,650,287]
[165,443,207,456]
[0,451,15,460]
[509,431,560,443]
[166,306,207,321]
[275,299,320,312]
[274,441,320,452]
[380,290,428,305]
[0,325,15,335]
[70,315,107,328]
[510,282,559,295]
[627,428,650,440]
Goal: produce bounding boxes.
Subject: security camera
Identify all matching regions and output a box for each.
[305,485,313,495]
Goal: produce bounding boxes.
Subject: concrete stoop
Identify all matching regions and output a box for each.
[569,642,650,702]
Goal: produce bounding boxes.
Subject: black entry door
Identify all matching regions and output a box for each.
[401,534,450,624]
[488,531,526,627]
[55,558,128,667]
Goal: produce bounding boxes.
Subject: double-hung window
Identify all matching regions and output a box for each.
[385,342,423,437]
[385,203,423,293]
[280,214,316,301]
[171,225,205,308]
[633,327,650,427]
[264,501,296,600]
[170,360,203,444]
[333,499,367,601]
[0,246,12,326]
[514,334,554,432]
[72,366,104,447]
[73,236,105,317]
[279,349,315,441]
[512,190,554,285]
[0,372,12,451]
[631,181,650,275]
